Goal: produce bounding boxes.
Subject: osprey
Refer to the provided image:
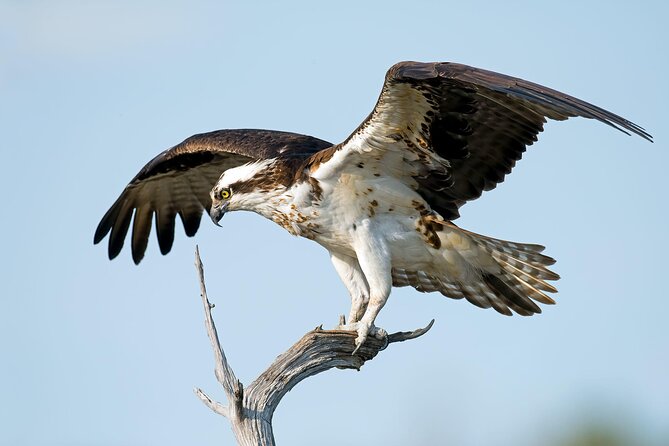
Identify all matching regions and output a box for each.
[95,61,651,351]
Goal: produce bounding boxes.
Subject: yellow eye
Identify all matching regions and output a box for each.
[219,188,231,200]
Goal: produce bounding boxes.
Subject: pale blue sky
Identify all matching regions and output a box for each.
[1,1,667,445]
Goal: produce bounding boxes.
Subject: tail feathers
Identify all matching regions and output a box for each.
[465,232,547,254]
[472,231,559,315]
[392,269,494,310]
[478,238,557,267]
[491,252,560,281]
[482,272,542,315]
[391,230,560,316]
[391,267,545,316]
[497,259,558,294]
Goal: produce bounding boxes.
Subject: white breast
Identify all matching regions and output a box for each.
[287,174,435,264]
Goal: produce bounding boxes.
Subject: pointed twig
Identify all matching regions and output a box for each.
[195,246,243,421]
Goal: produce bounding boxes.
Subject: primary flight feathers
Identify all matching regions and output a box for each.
[94,130,332,263]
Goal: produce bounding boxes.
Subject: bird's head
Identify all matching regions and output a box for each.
[209,159,284,225]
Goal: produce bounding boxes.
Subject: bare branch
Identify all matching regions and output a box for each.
[195,246,244,421]
[194,247,434,445]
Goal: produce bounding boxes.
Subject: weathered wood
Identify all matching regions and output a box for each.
[194,247,434,445]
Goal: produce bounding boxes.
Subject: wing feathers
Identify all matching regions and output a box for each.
[430,62,652,140]
[131,207,153,264]
[95,129,332,262]
[179,208,202,237]
[107,199,134,260]
[316,61,651,220]
[155,207,176,255]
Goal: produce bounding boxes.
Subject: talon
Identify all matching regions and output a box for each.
[352,321,371,355]
[335,320,386,355]
[352,332,367,355]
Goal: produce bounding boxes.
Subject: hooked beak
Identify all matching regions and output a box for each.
[209,202,228,227]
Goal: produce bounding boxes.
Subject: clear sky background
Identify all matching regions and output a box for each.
[1,1,667,445]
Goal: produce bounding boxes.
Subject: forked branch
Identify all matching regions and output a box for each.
[193,247,434,446]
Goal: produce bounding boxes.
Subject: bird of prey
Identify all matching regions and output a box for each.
[95,61,652,351]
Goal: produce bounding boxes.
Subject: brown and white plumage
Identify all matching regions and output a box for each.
[95,61,651,349]
[308,62,651,219]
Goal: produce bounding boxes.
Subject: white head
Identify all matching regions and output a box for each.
[209,159,287,224]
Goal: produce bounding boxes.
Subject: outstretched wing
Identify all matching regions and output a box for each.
[95,129,332,264]
[308,61,652,219]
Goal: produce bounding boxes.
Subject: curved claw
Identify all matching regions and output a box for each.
[350,320,367,355]
[352,323,388,355]
[352,338,365,355]
[335,320,394,355]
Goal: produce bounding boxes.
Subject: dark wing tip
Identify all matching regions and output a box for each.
[179,209,203,237]
[107,207,132,261]
[94,193,134,260]
[93,204,118,245]
[440,62,653,142]
[610,120,653,142]
[389,61,653,142]
[95,200,183,264]
[107,235,124,261]
[130,207,153,265]
[132,251,144,265]
[155,209,176,256]
[93,222,109,245]
[94,183,155,264]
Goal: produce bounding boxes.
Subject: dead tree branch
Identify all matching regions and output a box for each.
[193,247,434,446]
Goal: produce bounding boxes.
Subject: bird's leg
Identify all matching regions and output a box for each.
[348,284,370,324]
[329,252,370,324]
[349,221,391,353]
[349,296,369,325]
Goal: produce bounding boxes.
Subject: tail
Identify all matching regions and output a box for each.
[391,228,560,316]
[469,231,560,316]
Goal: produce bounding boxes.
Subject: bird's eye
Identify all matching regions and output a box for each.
[219,188,231,200]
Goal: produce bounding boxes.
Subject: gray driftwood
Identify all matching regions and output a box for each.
[193,247,434,446]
